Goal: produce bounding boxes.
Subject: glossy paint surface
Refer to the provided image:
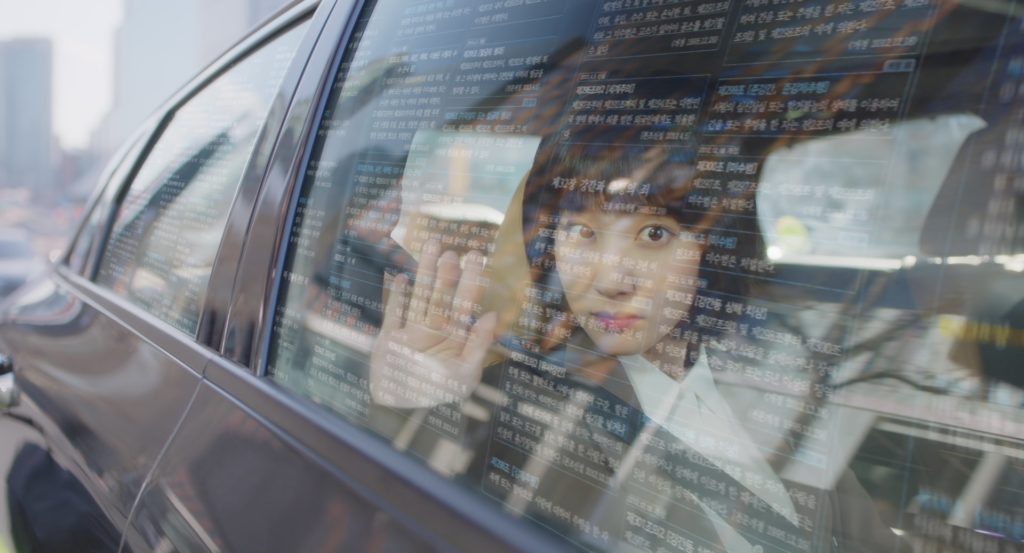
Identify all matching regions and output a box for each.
[123,381,441,552]
[0,271,206,547]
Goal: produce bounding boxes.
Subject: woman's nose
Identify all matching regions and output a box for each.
[592,247,637,299]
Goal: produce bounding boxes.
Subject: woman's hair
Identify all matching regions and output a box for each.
[518,143,765,363]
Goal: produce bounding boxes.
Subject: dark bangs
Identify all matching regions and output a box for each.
[528,148,726,234]
[520,144,767,351]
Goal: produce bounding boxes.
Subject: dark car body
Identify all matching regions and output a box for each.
[0,0,1022,552]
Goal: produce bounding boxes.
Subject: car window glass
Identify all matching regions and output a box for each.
[269,2,1024,552]
[95,21,308,336]
[759,113,988,259]
[66,138,148,275]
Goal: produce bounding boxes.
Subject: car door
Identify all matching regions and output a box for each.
[126,1,1024,553]
[0,4,318,551]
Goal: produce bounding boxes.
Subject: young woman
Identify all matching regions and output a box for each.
[367,145,757,411]
[366,146,796,545]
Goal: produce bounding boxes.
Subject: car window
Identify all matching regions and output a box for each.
[65,137,149,276]
[759,113,988,260]
[95,21,308,336]
[268,1,1024,552]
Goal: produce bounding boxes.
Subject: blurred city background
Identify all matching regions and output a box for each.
[0,0,290,279]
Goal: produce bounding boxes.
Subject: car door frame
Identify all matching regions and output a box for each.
[207,0,578,551]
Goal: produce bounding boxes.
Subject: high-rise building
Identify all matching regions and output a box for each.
[91,0,289,157]
[0,38,53,191]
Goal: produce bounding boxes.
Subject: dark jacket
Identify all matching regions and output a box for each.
[427,337,911,553]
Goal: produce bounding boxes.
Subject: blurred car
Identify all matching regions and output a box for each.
[0,0,1021,552]
[0,228,43,299]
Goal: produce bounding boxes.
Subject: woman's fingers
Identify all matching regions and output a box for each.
[409,239,441,323]
[381,273,409,332]
[426,250,461,329]
[450,250,486,337]
[461,311,497,369]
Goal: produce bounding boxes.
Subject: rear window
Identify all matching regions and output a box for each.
[268,1,1024,552]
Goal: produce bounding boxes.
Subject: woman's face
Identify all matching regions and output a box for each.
[553,208,703,357]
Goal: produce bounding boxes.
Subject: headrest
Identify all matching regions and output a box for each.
[920,121,1024,256]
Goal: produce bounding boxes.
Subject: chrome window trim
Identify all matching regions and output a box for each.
[221,0,353,366]
[199,4,330,347]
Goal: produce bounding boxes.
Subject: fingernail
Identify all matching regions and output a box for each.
[439,250,458,266]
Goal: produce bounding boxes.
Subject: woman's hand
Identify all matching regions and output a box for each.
[369,239,497,408]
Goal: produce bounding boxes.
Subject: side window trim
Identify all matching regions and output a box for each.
[253,3,358,375]
[201,2,332,350]
[219,0,356,366]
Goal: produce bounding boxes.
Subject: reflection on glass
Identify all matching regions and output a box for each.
[759,113,988,260]
[268,0,1024,551]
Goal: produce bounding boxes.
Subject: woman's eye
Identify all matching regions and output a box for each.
[638,225,675,245]
[565,224,596,240]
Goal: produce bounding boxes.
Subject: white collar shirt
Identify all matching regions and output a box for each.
[619,353,800,551]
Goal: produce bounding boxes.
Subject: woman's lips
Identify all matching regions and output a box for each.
[593,312,643,330]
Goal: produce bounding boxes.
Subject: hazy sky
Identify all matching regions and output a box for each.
[0,1,122,150]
